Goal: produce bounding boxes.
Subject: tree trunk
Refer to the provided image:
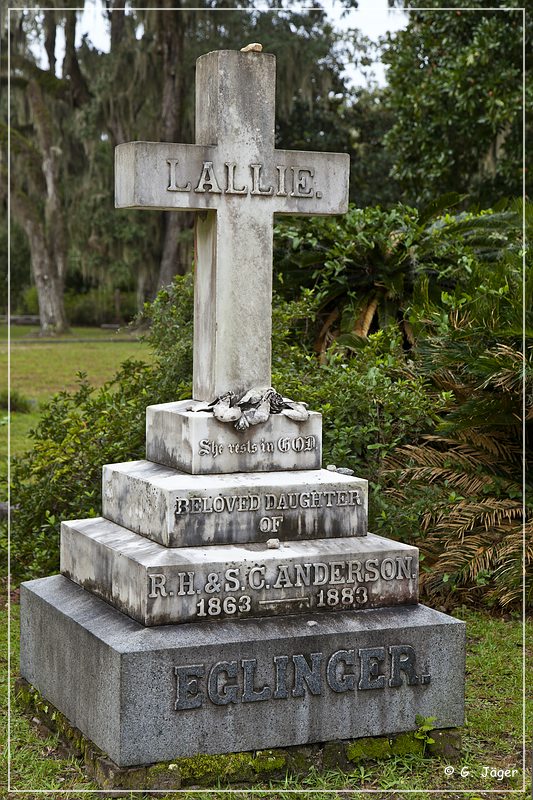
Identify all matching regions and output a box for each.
[12,189,69,334]
[106,0,128,147]
[24,79,69,329]
[110,0,127,50]
[33,251,69,334]
[63,11,91,107]
[157,212,193,290]
[43,11,56,75]
[154,3,193,289]
[136,264,152,313]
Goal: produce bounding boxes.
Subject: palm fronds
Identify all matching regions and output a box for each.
[385,433,528,609]
[383,250,530,609]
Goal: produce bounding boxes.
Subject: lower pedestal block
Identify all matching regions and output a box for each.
[20,575,465,768]
[61,518,418,625]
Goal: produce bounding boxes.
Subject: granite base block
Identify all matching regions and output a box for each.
[146,400,322,474]
[20,575,465,767]
[61,517,418,625]
[102,461,368,546]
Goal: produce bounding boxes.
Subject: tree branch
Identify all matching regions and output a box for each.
[63,10,91,106]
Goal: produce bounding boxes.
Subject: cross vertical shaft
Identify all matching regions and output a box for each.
[193,50,276,401]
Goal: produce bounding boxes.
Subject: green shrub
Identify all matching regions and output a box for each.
[273,329,444,484]
[8,274,439,580]
[9,364,153,577]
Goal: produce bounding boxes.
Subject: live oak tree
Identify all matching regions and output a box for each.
[0,8,91,332]
[2,2,367,324]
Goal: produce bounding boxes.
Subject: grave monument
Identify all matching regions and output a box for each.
[20,47,465,770]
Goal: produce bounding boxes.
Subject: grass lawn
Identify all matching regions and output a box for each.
[2,593,531,796]
[1,323,153,463]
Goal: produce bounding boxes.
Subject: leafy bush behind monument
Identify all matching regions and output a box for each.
[7,203,529,610]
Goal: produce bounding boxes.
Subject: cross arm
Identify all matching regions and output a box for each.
[115,141,218,211]
[116,141,350,216]
[272,150,349,216]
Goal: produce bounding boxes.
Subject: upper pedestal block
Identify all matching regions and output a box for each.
[146,400,322,474]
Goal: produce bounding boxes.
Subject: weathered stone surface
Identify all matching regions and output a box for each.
[102,460,367,546]
[61,518,418,625]
[21,575,465,767]
[146,400,322,474]
[115,50,349,401]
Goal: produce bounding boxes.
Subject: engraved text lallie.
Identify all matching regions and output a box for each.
[167,159,322,199]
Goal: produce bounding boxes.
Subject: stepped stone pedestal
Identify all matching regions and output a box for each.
[21,396,466,767]
[19,45,465,776]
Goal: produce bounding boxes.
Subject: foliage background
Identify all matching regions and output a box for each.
[384,0,530,205]
[7,200,530,612]
[2,1,529,325]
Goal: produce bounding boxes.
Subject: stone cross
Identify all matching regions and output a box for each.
[116,49,349,402]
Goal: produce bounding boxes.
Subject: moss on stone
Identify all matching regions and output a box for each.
[346,736,393,763]
[94,758,147,790]
[175,751,256,786]
[286,745,317,775]
[346,732,427,764]
[390,732,424,756]
[251,749,287,776]
[142,761,182,791]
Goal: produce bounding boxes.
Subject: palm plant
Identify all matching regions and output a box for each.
[383,224,530,609]
[274,196,520,362]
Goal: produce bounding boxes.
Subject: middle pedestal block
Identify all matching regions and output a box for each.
[102,461,368,546]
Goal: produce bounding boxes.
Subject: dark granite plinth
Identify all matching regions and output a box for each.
[20,575,465,767]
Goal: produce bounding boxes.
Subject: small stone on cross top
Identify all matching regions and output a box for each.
[115,49,349,402]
